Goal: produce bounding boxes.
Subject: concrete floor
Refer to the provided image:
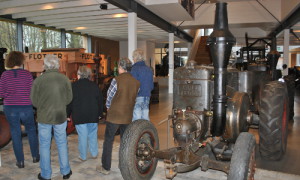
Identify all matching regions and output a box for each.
[0,84,300,180]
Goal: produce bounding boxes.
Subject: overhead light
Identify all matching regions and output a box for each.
[42,5,54,10]
[74,27,87,30]
[113,13,128,18]
[293,30,300,33]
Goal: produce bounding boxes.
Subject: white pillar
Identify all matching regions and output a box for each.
[168,33,174,94]
[128,12,137,63]
[283,29,290,75]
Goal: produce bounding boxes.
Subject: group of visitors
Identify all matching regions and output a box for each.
[0,48,154,179]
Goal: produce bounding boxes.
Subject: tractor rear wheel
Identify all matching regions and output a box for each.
[284,75,295,121]
[119,120,159,180]
[228,132,256,180]
[259,81,289,160]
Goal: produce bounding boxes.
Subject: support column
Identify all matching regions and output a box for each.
[187,42,192,59]
[17,20,23,52]
[87,35,92,53]
[128,12,137,63]
[283,29,290,75]
[61,29,66,48]
[168,33,174,94]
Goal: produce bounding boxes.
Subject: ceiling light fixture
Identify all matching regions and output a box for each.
[42,5,54,10]
[113,13,128,18]
[74,27,87,30]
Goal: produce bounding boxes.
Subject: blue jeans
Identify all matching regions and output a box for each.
[38,121,71,179]
[132,96,150,121]
[3,105,39,162]
[75,123,98,160]
[102,122,128,170]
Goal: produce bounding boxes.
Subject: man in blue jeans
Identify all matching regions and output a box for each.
[31,55,73,180]
[131,49,154,121]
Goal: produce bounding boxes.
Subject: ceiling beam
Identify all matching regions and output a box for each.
[0,0,77,10]
[104,0,193,42]
[49,18,141,27]
[0,0,104,15]
[27,9,124,21]
[268,4,300,37]
[12,4,117,19]
[32,14,126,25]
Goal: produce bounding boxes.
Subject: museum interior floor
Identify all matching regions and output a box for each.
[0,83,300,180]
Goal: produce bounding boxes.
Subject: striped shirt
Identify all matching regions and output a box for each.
[0,69,33,106]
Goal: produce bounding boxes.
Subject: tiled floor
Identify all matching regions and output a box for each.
[1,85,300,180]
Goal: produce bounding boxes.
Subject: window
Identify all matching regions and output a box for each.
[66,32,83,48]
[23,23,60,53]
[0,18,17,52]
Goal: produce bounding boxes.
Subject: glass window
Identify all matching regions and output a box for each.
[23,23,61,53]
[0,18,17,52]
[66,32,83,48]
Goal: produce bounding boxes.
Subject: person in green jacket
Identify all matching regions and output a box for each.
[30,54,73,180]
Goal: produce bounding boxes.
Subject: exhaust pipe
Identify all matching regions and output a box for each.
[207,2,236,136]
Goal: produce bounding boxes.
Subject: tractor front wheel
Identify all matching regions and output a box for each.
[119,120,159,180]
[228,132,256,180]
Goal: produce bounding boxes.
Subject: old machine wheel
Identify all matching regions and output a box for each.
[0,112,11,148]
[228,132,256,180]
[259,81,289,160]
[119,120,159,180]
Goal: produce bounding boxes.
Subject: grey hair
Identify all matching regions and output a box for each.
[132,48,144,63]
[77,66,92,79]
[44,54,60,70]
[118,57,132,72]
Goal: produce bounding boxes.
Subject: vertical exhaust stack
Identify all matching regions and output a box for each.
[268,37,280,80]
[207,2,236,136]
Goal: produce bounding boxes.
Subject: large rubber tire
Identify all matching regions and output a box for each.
[259,81,289,160]
[228,132,256,180]
[0,112,11,148]
[119,120,159,180]
[284,75,295,121]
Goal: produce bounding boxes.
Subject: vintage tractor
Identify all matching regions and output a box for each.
[119,2,289,180]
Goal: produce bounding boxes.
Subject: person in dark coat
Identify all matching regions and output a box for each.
[67,66,103,161]
[96,58,140,175]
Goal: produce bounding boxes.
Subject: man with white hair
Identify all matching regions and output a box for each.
[31,54,73,180]
[131,49,154,121]
[96,58,140,175]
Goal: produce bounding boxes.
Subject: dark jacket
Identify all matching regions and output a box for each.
[107,73,140,124]
[67,78,103,125]
[131,61,154,97]
[31,69,72,125]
